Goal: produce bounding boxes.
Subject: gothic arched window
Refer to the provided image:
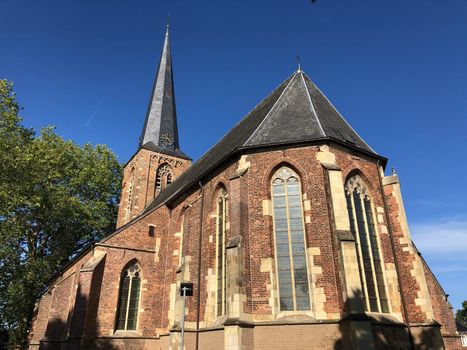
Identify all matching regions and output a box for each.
[116,261,141,330]
[155,163,173,196]
[345,174,389,313]
[271,166,310,311]
[216,187,227,316]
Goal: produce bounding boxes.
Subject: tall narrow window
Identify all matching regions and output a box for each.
[125,168,135,221]
[155,163,173,196]
[345,174,389,313]
[272,167,310,311]
[216,188,227,316]
[179,212,185,263]
[116,262,141,330]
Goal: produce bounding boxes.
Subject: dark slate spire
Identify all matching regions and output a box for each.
[139,26,188,159]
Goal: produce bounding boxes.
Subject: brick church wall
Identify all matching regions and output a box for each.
[117,148,191,227]
[245,145,341,319]
[422,258,461,349]
[383,178,435,324]
[29,142,461,349]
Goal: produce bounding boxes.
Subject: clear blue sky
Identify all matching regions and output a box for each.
[2,0,466,310]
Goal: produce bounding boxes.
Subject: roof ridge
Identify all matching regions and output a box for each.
[299,71,325,137]
[181,72,297,174]
[243,71,299,146]
[302,74,376,154]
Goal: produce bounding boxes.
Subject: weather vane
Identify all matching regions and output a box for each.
[297,55,302,71]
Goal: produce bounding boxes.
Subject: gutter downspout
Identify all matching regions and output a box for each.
[376,160,414,350]
[195,181,205,350]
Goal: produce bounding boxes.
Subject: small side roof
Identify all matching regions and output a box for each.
[457,320,467,333]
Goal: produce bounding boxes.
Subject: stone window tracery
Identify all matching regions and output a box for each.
[155,163,173,196]
[216,187,227,316]
[345,174,389,313]
[116,261,141,330]
[271,166,311,311]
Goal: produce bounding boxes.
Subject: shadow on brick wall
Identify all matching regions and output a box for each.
[38,258,120,350]
[331,290,445,350]
[39,285,119,350]
[40,314,119,350]
[332,290,408,350]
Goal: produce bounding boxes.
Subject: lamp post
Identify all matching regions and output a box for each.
[179,282,193,350]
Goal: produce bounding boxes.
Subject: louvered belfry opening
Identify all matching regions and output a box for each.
[155,163,173,197]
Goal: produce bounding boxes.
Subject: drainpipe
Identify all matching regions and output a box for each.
[195,181,205,350]
[376,160,414,350]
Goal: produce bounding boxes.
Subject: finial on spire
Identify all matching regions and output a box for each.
[166,12,170,32]
[297,55,302,72]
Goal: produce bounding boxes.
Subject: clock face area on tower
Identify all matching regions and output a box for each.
[160,133,174,147]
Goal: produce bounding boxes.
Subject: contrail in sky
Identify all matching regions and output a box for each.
[85,87,111,127]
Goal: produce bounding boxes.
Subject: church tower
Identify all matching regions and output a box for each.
[117,26,191,227]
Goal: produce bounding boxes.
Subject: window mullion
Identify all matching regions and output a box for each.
[360,195,381,313]
[350,193,370,311]
[284,179,297,311]
[215,204,219,316]
[216,199,221,316]
[215,194,226,317]
[125,276,133,330]
[222,197,226,315]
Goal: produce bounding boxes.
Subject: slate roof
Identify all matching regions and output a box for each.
[244,70,376,152]
[141,69,382,214]
[139,25,188,159]
[457,320,467,333]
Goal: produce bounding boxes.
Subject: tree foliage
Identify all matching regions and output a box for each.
[457,300,467,326]
[0,80,122,349]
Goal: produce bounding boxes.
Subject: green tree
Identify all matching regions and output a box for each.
[0,80,122,349]
[457,301,467,326]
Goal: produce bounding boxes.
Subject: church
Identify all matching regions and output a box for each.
[28,27,462,350]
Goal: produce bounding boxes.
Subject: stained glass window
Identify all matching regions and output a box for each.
[272,167,310,311]
[116,262,141,330]
[216,188,227,316]
[345,174,389,313]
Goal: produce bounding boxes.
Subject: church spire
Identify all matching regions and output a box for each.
[139,25,184,157]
